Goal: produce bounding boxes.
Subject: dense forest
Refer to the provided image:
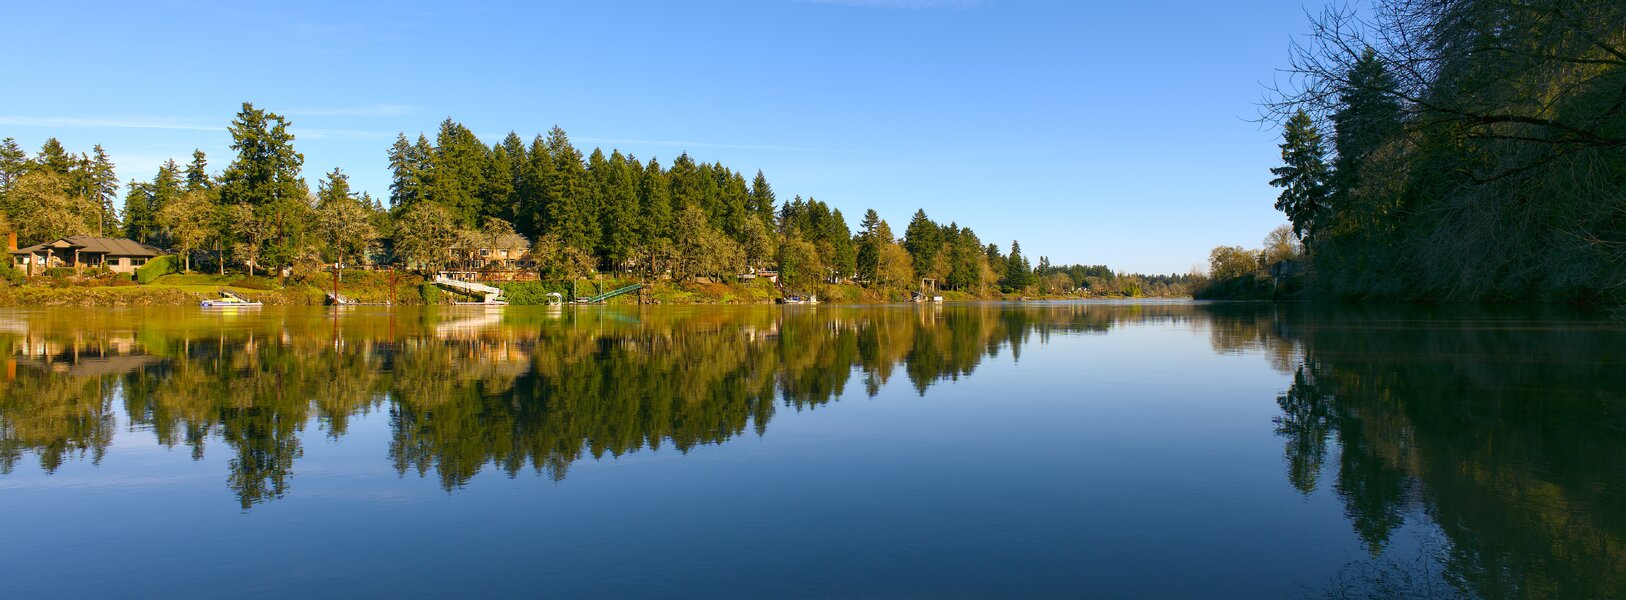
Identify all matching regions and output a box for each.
[0,104,1191,297]
[1260,0,1625,302]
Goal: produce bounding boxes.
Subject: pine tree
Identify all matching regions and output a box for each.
[122,182,155,244]
[903,209,942,279]
[855,208,883,282]
[86,145,120,236]
[35,138,74,175]
[1002,240,1032,292]
[427,119,489,228]
[748,170,777,227]
[544,126,596,254]
[597,150,641,270]
[387,133,428,211]
[144,160,184,246]
[1270,110,1332,243]
[514,135,554,240]
[185,149,213,192]
[217,102,308,274]
[1329,48,1403,225]
[0,138,26,193]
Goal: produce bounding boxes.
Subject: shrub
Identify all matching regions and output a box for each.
[419,281,443,304]
[135,255,181,284]
[0,261,23,285]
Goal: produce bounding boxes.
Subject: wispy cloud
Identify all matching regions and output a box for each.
[0,115,219,132]
[0,114,393,140]
[286,104,415,118]
[798,0,984,8]
[575,136,841,153]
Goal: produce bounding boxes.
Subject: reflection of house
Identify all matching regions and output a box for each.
[9,235,164,275]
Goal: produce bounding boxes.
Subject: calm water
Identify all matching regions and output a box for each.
[1,302,1622,598]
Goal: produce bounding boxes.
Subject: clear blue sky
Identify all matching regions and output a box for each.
[1,0,1324,274]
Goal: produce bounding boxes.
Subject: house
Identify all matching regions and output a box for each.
[9,234,165,276]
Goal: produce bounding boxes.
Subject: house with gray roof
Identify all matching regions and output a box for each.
[10,235,165,276]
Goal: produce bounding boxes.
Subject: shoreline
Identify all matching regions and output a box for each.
[0,281,1159,307]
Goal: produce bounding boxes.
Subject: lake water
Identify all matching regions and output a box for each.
[1,302,1622,598]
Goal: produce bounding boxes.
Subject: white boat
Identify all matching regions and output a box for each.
[201,290,262,308]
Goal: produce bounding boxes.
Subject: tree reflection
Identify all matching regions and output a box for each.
[0,303,1147,507]
[1222,304,1626,598]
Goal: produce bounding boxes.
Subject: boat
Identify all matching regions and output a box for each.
[781,294,819,305]
[201,290,262,308]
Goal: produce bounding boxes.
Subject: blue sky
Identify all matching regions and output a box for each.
[1,0,1324,274]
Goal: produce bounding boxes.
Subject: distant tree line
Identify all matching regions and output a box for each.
[1263,0,1625,301]
[3,102,1181,296]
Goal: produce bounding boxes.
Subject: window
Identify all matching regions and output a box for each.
[131,258,147,266]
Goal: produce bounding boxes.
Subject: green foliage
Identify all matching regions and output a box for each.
[419,281,443,304]
[135,255,181,284]
[1208,246,1258,281]
[1274,0,1626,302]
[0,260,24,285]
[1270,110,1331,243]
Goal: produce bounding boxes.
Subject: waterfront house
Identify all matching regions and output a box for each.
[9,235,165,276]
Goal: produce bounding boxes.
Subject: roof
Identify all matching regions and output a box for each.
[12,236,164,257]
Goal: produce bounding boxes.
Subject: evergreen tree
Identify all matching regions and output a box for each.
[427,119,489,227]
[217,102,309,274]
[855,208,884,283]
[902,209,942,279]
[597,150,641,270]
[1002,240,1033,291]
[483,142,516,224]
[86,145,120,236]
[1329,48,1404,227]
[1270,110,1332,243]
[544,126,596,254]
[122,182,155,244]
[387,133,429,211]
[637,158,673,275]
[0,138,26,193]
[34,138,74,176]
[185,149,213,192]
[748,170,777,227]
[143,160,185,246]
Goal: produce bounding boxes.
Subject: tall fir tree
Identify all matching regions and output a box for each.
[748,170,777,227]
[903,209,942,279]
[1329,48,1404,225]
[1270,110,1332,243]
[185,149,213,192]
[85,145,120,236]
[427,119,489,228]
[217,102,308,273]
[544,126,596,253]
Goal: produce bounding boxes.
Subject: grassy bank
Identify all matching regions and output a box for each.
[0,269,1165,307]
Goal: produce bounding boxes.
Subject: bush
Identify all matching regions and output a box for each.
[0,261,24,285]
[419,281,443,304]
[135,255,181,284]
[495,281,571,305]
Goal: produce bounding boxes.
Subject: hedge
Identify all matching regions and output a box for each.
[135,255,181,284]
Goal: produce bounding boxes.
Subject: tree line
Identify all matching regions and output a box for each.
[1262,0,1625,301]
[2,102,1178,295]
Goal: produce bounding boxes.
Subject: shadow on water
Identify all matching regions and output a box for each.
[1203,303,1626,599]
[3,302,1624,598]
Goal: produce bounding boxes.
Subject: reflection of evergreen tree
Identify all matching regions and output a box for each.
[1249,304,1626,598]
[3,303,1172,503]
[1274,365,1333,495]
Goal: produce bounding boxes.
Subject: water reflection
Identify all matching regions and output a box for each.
[0,303,1152,507]
[4,302,1624,598]
[1206,304,1626,599]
